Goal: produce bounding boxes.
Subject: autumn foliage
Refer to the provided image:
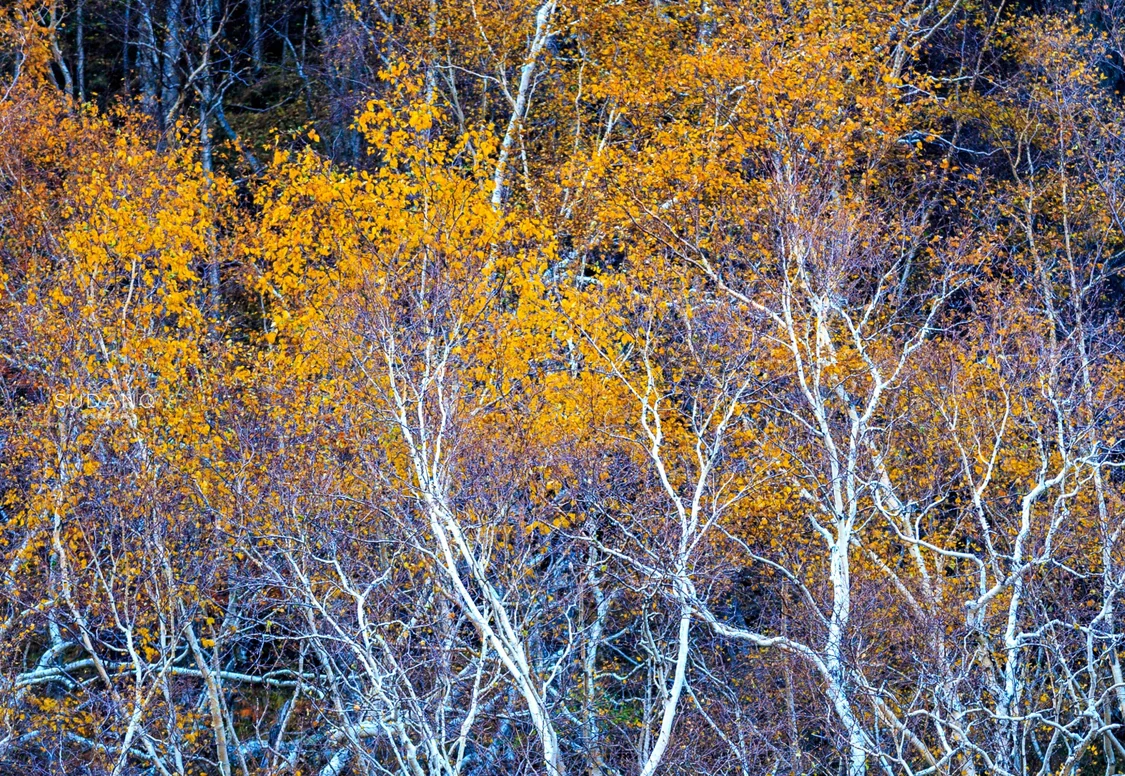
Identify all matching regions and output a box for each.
[4,0,1125,774]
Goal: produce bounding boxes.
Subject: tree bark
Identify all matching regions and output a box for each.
[76,0,85,101]
[136,0,160,121]
[250,0,263,70]
[161,0,184,127]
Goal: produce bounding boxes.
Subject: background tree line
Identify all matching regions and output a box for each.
[5,0,1125,774]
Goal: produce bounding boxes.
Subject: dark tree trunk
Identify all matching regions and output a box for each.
[76,0,85,101]
[161,0,183,126]
[136,0,160,121]
[250,0,263,70]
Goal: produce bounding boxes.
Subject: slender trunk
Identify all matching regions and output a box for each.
[637,580,691,776]
[186,623,232,776]
[200,98,212,174]
[826,530,866,776]
[310,0,350,159]
[123,0,132,97]
[490,0,556,208]
[76,0,85,101]
[161,0,183,128]
[309,0,328,52]
[422,494,567,776]
[582,548,609,776]
[698,0,712,47]
[47,0,74,97]
[1059,149,1125,726]
[198,0,221,309]
[201,115,220,310]
[198,0,214,175]
[137,0,159,120]
[424,0,437,106]
[250,0,263,70]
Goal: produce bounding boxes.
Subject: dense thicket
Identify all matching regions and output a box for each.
[4,0,1125,774]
